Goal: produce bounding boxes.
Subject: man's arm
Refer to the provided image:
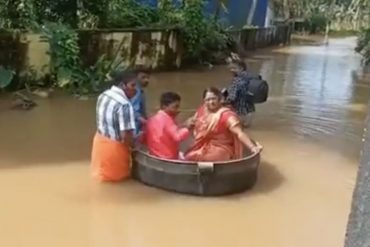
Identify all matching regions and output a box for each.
[140,91,147,118]
[118,104,136,147]
[165,120,190,143]
[227,118,262,154]
[226,81,238,104]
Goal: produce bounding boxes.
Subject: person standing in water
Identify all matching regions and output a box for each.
[225,60,255,128]
[131,68,150,137]
[91,71,137,182]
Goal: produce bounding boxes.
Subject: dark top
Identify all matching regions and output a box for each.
[227,71,255,115]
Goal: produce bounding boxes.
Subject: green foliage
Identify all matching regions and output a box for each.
[180,0,209,59]
[0,0,77,29]
[273,0,370,31]
[107,0,159,28]
[0,0,231,62]
[156,0,183,26]
[0,66,15,88]
[34,0,77,27]
[0,0,37,29]
[40,23,126,95]
[40,23,80,88]
[159,0,230,62]
[356,28,370,65]
[305,13,328,33]
[100,0,230,62]
[0,0,232,93]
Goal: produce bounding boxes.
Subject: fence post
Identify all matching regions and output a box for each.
[344,102,370,247]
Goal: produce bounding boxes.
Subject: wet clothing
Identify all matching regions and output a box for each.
[91,132,131,182]
[96,86,136,141]
[130,84,146,136]
[91,86,135,182]
[240,112,254,128]
[227,71,255,115]
[143,110,190,160]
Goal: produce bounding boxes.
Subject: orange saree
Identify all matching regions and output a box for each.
[185,105,244,162]
[91,132,131,182]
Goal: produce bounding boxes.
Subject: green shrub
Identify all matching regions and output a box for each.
[40,23,126,95]
[305,13,328,34]
[356,28,370,65]
[106,0,159,28]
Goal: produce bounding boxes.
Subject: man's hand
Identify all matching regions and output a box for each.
[121,130,134,148]
[139,117,147,125]
[185,117,195,129]
[250,142,263,154]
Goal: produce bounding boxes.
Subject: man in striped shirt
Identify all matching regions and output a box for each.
[91,71,137,182]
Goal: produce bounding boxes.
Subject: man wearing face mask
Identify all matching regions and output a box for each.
[142,92,194,160]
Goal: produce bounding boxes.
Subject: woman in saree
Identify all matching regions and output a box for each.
[185,87,262,162]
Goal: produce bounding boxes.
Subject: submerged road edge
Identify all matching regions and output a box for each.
[344,101,370,247]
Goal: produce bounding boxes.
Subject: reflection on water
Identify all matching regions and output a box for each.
[0,37,369,247]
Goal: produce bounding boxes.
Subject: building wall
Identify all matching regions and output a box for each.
[253,0,269,27]
[265,2,275,27]
[138,0,270,28]
[203,0,270,28]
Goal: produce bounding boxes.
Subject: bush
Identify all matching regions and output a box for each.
[1,0,232,94]
[356,28,370,65]
[104,0,230,63]
[174,0,230,63]
[106,0,159,28]
[304,13,328,34]
[40,23,126,95]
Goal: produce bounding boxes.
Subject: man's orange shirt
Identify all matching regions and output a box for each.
[143,110,189,159]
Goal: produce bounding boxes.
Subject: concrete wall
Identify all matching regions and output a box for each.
[0,28,182,79]
[228,25,291,51]
[78,28,182,70]
[344,102,370,247]
[0,25,290,88]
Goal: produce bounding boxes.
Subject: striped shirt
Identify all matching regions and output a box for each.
[96,86,136,141]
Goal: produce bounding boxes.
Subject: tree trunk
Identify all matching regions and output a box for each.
[324,21,330,45]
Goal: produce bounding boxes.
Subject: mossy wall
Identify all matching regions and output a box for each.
[0,26,291,86]
[228,25,291,51]
[0,27,182,78]
[77,28,182,70]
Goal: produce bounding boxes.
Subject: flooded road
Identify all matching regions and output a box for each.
[0,37,369,247]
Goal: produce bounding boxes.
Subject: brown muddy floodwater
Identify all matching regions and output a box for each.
[0,37,369,247]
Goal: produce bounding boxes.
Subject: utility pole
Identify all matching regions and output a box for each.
[324,0,336,45]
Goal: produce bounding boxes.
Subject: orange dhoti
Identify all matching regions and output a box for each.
[91,132,131,182]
